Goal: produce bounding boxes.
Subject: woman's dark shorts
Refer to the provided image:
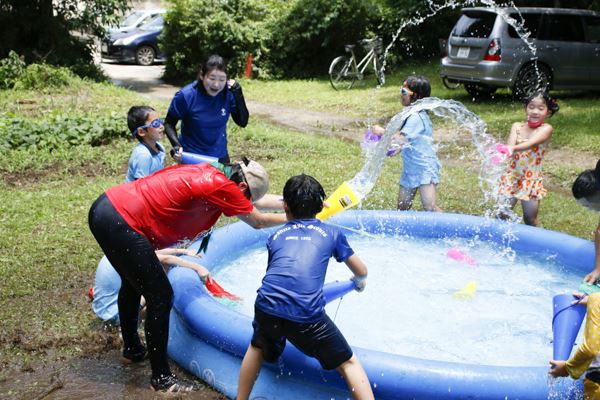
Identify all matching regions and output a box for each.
[251,307,352,370]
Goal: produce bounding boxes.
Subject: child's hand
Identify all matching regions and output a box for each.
[571,291,588,306]
[227,79,240,90]
[548,360,568,377]
[372,125,385,136]
[351,274,367,292]
[196,266,211,283]
[584,268,600,285]
[171,146,183,163]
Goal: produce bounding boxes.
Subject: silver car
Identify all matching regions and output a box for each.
[440,7,600,98]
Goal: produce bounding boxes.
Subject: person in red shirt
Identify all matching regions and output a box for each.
[88,158,286,393]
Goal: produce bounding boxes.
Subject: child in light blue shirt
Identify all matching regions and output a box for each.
[125,106,166,182]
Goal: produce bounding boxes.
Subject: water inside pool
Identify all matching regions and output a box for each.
[213,233,583,367]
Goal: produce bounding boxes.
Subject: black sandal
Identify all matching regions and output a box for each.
[151,374,196,393]
[122,345,147,363]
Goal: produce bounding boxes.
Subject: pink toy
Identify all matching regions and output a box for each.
[490,154,504,165]
[495,143,512,156]
[489,144,512,165]
[447,247,477,266]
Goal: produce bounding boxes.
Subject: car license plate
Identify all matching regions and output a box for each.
[456,47,470,58]
[101,43,108,52]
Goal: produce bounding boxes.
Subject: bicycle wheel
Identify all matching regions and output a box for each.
[329,56,355,90]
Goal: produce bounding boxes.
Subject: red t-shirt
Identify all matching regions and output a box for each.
[105,163,253,249]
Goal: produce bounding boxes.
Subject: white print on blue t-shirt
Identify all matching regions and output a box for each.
[272,222,328,241]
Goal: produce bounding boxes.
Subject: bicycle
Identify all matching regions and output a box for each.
[329,37,385,90]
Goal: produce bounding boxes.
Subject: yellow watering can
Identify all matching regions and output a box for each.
[316,181,360,221]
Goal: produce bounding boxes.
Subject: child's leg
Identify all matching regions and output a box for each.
[497,197,518,220]
[398,186,418,210]
[237,344,264,400]
[521,198,540,226]
[336,354,374,400]
[419,183,441,212]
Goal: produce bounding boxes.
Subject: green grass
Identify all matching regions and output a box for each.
[1,60,599,374]
[243,59,600,153]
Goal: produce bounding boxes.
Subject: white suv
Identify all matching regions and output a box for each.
[440,7,600,98]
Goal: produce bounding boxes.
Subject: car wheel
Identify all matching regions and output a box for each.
[464,83,497,98]
[135,46,155,66]
[513,63,551,100]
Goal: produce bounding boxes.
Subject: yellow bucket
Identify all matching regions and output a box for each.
[316,181,359,221]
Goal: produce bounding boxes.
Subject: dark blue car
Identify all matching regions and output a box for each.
[101,16,165,66]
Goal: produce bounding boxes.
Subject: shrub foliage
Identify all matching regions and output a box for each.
[162,0,271,83]
[0,113,128,152]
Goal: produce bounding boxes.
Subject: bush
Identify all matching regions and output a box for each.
[16,64,79,90]
[0,113,129,152]
[162,0,270,83]
[266,0,379,77]
[0,52,85,90]
[0,51,27,89]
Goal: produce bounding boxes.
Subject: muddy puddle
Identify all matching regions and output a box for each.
[0,349,226,400]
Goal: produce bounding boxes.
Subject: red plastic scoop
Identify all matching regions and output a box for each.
[205,279,241,301]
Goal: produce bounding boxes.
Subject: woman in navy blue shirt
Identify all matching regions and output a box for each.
[164,54,249,163]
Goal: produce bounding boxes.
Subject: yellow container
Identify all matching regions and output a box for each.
[453,280,477,301]
[316,181,359,221]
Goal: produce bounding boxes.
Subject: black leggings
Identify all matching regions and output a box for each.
[88,194,173,380]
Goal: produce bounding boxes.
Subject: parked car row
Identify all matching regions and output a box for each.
[104,6,600,101]
[101,9,166,66]
[440,7,600,98]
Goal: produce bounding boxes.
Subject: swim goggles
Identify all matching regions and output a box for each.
[132,118,164,135]
[400,86,414,96]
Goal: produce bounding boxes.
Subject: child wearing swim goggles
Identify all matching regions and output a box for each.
[125,105,166,182]
[371,75,441,212]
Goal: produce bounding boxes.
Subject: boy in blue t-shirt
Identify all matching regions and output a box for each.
[237,174,374,400]
[125,105,166,182]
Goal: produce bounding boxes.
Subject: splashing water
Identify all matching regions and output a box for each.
[354,0,546,221]
[351,97,514,219]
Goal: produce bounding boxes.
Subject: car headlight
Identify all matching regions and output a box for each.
[113,34,141,46]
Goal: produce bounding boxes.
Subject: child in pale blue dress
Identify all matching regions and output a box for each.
[373,75,441,211]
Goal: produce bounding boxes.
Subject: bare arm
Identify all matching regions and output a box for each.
[509,124,553,153]
[345,254,368,292]
[253,194,284,211]
[156,253,210,282]
[505,122,520,147]
[237,207,287,229]
[156,248,199,257]
[345,254,368,277]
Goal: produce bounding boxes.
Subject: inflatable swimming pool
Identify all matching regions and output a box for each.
[167,210,590,399]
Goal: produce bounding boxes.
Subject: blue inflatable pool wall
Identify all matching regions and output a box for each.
[167,211,591,399]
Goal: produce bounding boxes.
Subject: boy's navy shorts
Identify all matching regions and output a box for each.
[251,307,353,370]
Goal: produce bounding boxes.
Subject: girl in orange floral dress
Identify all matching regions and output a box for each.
[497,91,559,226]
